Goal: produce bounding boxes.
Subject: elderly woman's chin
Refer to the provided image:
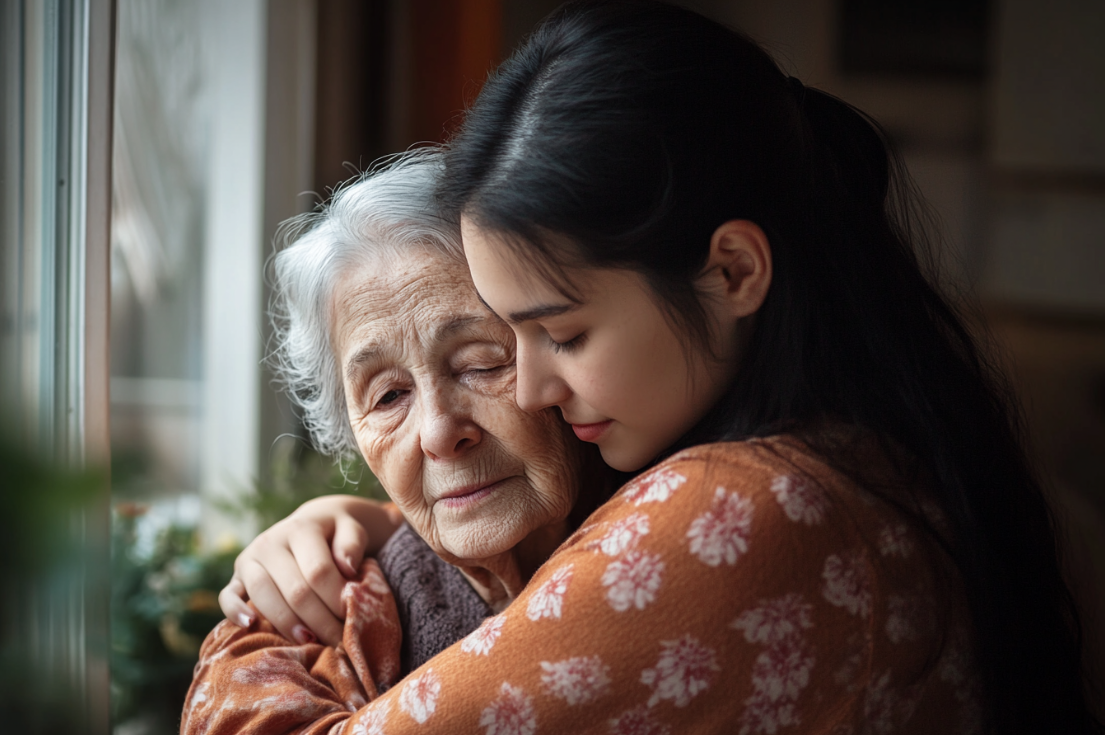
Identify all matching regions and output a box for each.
[429,474,577,563]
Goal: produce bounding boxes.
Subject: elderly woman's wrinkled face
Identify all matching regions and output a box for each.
[333,247,582,563]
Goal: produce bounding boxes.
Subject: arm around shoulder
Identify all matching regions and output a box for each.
[219,494,403,647]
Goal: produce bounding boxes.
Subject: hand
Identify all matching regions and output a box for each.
[218,494,403,647]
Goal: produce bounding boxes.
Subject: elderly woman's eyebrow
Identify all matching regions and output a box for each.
[343,316,501,380]
[435,314,484,341]
[345,343,387,381]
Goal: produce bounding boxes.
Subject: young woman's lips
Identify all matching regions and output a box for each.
[571,420,612,443]
[436,479,506,509]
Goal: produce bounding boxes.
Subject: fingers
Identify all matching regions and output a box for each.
[219,494,385,648]
[236,549,345,648]
[331,514,370,578]
[288,526,350,620]
[218,576,256,629]
[235,549,307,643]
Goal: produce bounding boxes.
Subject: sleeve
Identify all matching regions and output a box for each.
[183,443,953,735]
[181,560,402,735]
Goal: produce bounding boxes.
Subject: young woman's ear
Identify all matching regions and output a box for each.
[702,219,772,318]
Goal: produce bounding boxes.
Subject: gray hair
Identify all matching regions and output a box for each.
[269,147,461,457]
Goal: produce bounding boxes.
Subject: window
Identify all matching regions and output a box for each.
[1,1,113,732]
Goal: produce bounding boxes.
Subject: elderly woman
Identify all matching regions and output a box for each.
[184,149,613,728]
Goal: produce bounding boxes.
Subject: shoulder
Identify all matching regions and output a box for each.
[556,433,949,618]
[507,436,974,731]
[554,436,865,585]
[589,436,847,530]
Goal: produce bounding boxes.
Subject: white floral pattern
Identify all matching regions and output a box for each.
[624,468,687,505]
[938,631,984,735]
[731,594,813,643]
[462,614,506,656]
[877,524,913,558]
[540,655,611,704]
[342,565,394,621]
[596,513,651,556]
[832,631,869,688]
[769,474,830,525]
[640,635,719,707]
[249,691,333,718]
[862,671,922,735]
[885,595,917,644]
[733,595,816,735]
[822,552,873,618]
[919,499,951,537]
[479,683,536,735]
[602,550,665,612]
[526,565,573,621]
[231,649,309,687]
[399,668,441,724]
[608,705,673,735]
[863,671,897,735]
[188,681,210,712]
[351,700,390,735]
[687,486,754,566]
[740,639,816,735]
[937,640,969,688]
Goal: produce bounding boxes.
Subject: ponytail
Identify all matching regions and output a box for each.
[787,78,890,213]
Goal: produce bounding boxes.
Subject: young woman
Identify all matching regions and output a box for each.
[202,2,1099,733]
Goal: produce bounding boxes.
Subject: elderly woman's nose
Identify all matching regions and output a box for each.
[418,389,482,460]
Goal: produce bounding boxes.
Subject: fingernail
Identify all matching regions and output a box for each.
[293,625,317,645]
[237,613,255,629]
[344,555,358,575]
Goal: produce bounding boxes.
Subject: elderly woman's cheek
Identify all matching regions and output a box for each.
[352,425,395,480]
[527,412,585,514]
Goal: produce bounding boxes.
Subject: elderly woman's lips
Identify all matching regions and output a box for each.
[436,479,507,508]
[571,420,612,442]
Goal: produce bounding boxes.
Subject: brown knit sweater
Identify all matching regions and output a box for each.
[376,523,493,680]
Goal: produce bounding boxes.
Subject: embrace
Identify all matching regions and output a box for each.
[183,3,1098,734]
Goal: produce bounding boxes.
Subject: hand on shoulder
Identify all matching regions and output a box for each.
[218,494,402,647]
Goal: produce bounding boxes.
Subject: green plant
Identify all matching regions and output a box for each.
[0,444,105,734]
[109,442,384,733]
[110,508,235,728]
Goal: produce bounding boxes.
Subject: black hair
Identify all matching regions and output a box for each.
[438,1,1099,732]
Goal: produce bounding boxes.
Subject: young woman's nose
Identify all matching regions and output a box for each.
[418,388,482,460]
[515,340,572,412]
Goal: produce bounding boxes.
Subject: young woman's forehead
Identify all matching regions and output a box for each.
[460,216,589,302]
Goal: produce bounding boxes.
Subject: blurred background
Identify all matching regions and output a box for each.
[2,0,1102,732]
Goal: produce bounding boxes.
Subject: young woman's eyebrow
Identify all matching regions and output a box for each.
[507,303,578,324]
[474,290,578,325]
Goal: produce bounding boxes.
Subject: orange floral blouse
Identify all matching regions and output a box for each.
[182,437,983,735]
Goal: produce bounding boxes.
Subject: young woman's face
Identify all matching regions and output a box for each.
[462,218,741,472]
